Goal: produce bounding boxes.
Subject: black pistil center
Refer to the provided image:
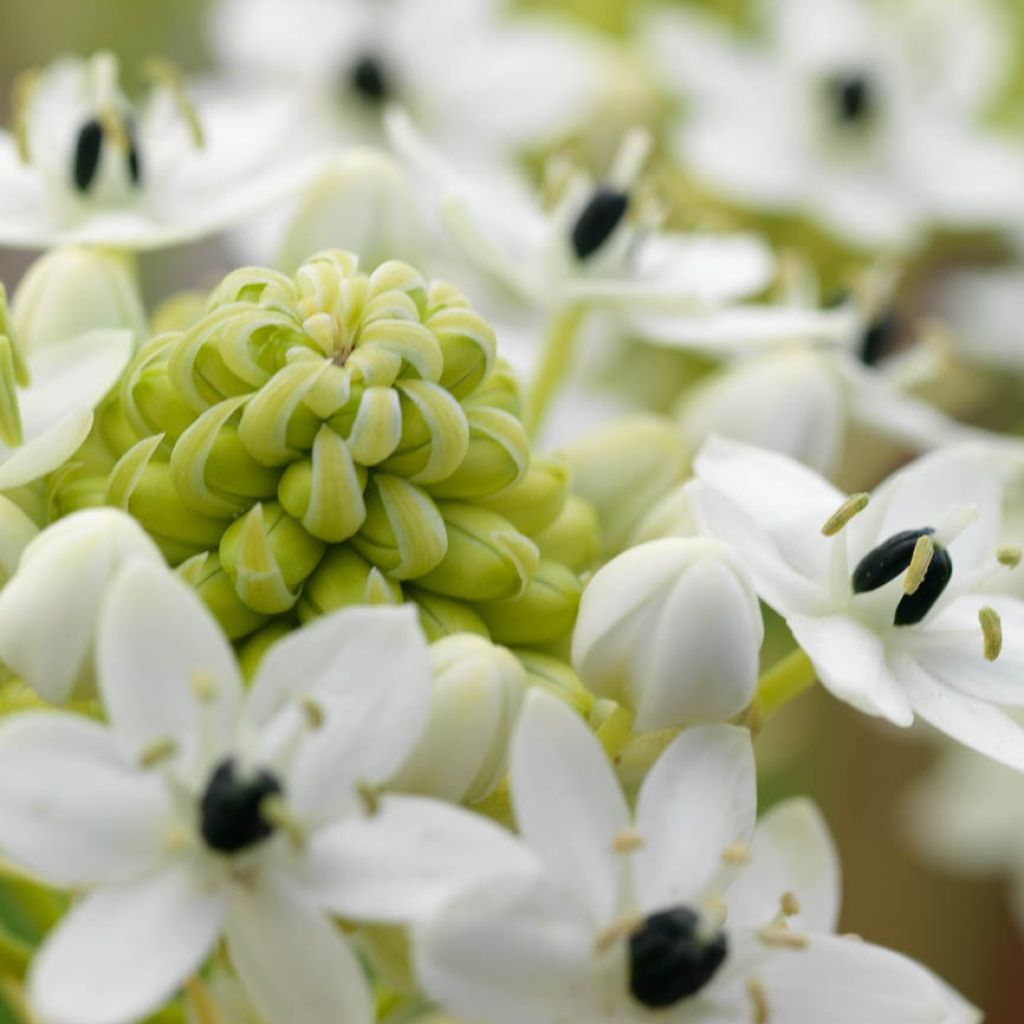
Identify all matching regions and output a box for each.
[826,72,875,127]
[71,115,144,194]
[571,187,629,261]
[199,757,283,854]
[628,906,728,1009]
[350,54,390,105]
[851,527,953,626]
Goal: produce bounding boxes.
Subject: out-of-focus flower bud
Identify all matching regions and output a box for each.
[389,633,526,804]
[150,290,208,335]
[478,559,581,647]
[513,648,593,716]
[408,587,490,643]
[559,414,686,558]
[478,452,569,536]
[533,494,601,573]
[0,509,163,702]
[177,551,269,639]
[675,348,843,475]
[296,546,402,622]
[572,537,763,729]
[631,481,701,545]
[0,498,38,587]
[11,246,146,355]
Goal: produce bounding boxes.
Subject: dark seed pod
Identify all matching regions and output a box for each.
[199,757,283,854]
[851,528,934,594]
[126,117,143,187]
[860,310,898,367]
[629,906,728,1009]
[571,187,629,261]
[72,118,104,193]
[350,54,390,104]
[894,546,953,626]
[828,73,875,125]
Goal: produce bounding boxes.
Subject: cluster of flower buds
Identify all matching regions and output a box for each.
[83,250,592,656]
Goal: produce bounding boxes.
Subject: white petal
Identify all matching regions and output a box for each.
[414,872,603,1024]
[0,410,92,491]
[30,864,224,1024]
[225,875,373,1024]
[633,723,756,909]
[788,614,914,726]
[0,712,169,886]
[301,794,537,922]
[97,562,242,761]
[901,658,1024,770]
[247,606,432,818]
[725,798,840,933]
[509,690,629,925]
[755,933,979,1024]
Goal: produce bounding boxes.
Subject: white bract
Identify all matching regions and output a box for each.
[644,0,1024,249]
[209,0,606,163]
[0,509,163,704]
[0,564,525,1024]
[415,690,977,1023]
[572,537,762,728]
[694,437,1024,768]
[390,633,527,804]
[0,52,315,249]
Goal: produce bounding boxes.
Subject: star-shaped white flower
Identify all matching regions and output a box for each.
[644,0,1024,249]
[0,563,524,1024]
[415,690,977,1023]
[208,0,607,163]
[693,436,1024,768]
[0,52,317,250]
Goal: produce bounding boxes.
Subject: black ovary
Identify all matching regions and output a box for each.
[199,758,282,854]
[851,527,934,593]
[350,54,390,104]
[72,119,104,192]
[860,310,898,366]
[126,117,143,186]
[629,906,728,1009]
[828,73,875,125]
[571,187,629,261]
[894,547,953,626]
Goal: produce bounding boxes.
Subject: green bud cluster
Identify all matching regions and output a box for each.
[92,250,594,649]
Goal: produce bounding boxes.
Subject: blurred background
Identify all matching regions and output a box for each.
[0,0,1021,1019]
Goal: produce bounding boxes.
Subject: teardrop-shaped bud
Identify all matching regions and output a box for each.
[478,453,570,536]
[407,586,490,643]
[380,380,470,483]
[427,407,529,501]
[177,551,269,639]
[477,559,581,647]
[533,495,601,573]
[296,546,402,623]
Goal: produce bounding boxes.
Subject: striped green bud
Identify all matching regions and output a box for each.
[296,546,402,623]
[237,621,296,681]
[177,551,269,639]
[407,586,490,643]
[534,495,601,573]
[513,649,593,716]
[478,453,569,536]
[477,559,582,647]
[427,283,496,398]
[464,356,521,416]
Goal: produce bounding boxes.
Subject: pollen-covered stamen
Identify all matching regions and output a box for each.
[570,187,630,261]
[821,492,869,537]
[852,527,935,593]
[143,57,205,149]
[903,534,935,596]
[350,53,391,105]
[199,757,283,854]
[979,607,1002,661]
[826,71,876,126]
[628,906,728,1009]
[997,547,1022,569]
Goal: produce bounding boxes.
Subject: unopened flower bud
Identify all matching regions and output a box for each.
[478,559,581,647]
[513,648,593,716]
[427,407,529,501]
[631,483,701,545]
[389,634,527,804]
[296,546,402,623]
[533,494,601,573]
[11,246,146,355]
[177,551,269,639]
[407,587,490,643]
[478,453,570,536]
[572,537,763,729]
[560,415,686,558]
[0,509,163,702]
[150,290,208,335]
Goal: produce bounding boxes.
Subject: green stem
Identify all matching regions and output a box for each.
[522,304,587,441]
[752,648,818,723]
[0,927,31,980]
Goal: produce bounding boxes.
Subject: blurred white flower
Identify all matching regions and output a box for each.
[645,0,1024,248]
[0,565,526,1024]
[415,690,977,1023]
[0,509,163,704]
[209,0,606,163]
[572,537,763,728]
[694,437,1024,768]
[0,52,316,250]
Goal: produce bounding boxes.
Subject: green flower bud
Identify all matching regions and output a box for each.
[296,546,402,623]
[478,453,570,536]
[559,414,686,558]
[417,503,538,602]
[427,283,496,398]
[177,551,269,639]
[379,380,470,482]
[236,621,295,681]
[427,407,529,501]
[407,586,490,643]
[533,495,601,573]
[463,356,522,416]
[121,334,197,443]
[150,290,208,335]
[477,559,581,647]
[11,246,146,355]
[219,502,325,614]
[512,648,593,716]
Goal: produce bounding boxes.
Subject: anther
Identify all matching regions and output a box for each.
[143,57,205,148]
[613,827,645,853]
[11,69,41,163]
[191,670,218,703]
[903,534,934,595]
[357,780,381,816]
[780,891,801,917]
[300,696,325,730]
[722,842,750,866]
[979,607,1002,662]
[259,794,306,851]
[138,737,179,769]
[821,493,869,537]
[748,978,769,1024]
[998,547,1022,569]
[571,187,629,261]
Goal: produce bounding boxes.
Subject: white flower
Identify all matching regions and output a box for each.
[0,52,315,250]
[0,563,526,1024]
[694,436,1024,768]
[572,537,763,728]
[415,690,977,1023]
[209,0,606,163]
[389,633,527,804]
[0,509,163,704]
[644,0,1024,249]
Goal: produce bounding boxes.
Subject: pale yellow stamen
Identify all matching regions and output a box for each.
[11,69,41,163]
[300,696,325,730]
[979,606,1002,662]
[780,891,801,917]
[612,827,645,854]
[185,976,230,1024]
[190,671,218,703]
[594,914,642,953]
[260,794,306,850]
[747,978,769,1024]
[138,737,178,769]
[98,107,129,153]
[702,893,728,927]
[821,493,869,537]
[722,842,750,866]
[997,547,1022,569]
[143,57,205,148]
[357,781,381,817]
[757,924,808,949]
[903,534,934,595]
